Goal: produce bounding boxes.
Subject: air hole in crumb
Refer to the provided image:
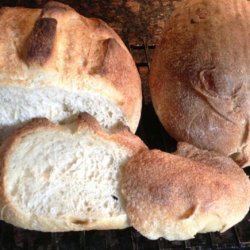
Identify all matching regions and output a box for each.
[108,111,113,118]
[42,166,53,180]
[23,168,33,178]
[62,104,71,112]
[112,195,118,201]
[104,201,108,208]
[10,185,18,196]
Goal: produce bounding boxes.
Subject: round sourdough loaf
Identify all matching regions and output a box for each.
[121,143,250,241]
[149,0,250,167]
[0,1,141,138]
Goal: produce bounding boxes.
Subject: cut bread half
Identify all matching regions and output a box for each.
[0,87,127,141]
[0,1,142,139]
[0,113,146,232]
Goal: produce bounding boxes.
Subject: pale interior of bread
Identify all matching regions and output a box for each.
[0,86,126,140]
[4,127,130,224]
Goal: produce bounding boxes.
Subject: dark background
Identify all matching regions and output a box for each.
[0,0,182,43]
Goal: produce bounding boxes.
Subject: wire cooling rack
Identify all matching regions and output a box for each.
[0,40,250,250]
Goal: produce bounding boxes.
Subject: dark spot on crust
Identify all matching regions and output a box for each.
[26,17,57,65]
[71,219,89,225]
[191,8,209,23]
[241,120,249,146]
[199,68,218,97]
[179,206,197,220]
[87,38,111,75]
[97,37,131,89]
[229,152,247,166]
[98,38,122,76]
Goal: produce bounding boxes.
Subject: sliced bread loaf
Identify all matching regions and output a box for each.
[0,1,142,141]
[0,113,146,232]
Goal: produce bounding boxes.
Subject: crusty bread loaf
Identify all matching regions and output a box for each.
[0,1,141,140]
[149,0,250,167]
[121,143,250,241]
[0,113,146,232]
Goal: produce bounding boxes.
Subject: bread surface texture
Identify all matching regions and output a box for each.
[0,113,146,232]
[0,1,141,136]
[121,143,250,240]
[149,0,250,166]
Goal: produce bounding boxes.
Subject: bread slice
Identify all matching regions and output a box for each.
[0,113,146,232]
[0,1,142,140]
[121,143,250,241]
[0,87,127,141]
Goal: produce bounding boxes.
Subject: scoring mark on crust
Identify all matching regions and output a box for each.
[26,18,57,65]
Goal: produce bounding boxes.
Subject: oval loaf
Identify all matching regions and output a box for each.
[149,0,250,167]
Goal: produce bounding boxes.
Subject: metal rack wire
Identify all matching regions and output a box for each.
[0,41,250,250]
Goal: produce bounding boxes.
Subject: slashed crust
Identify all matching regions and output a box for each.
[0,1,141,132]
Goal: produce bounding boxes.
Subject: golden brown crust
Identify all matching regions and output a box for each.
[0,1,141,132]
[75,112,147,153]
[175,142,240,172]
[121,147,250,240]
[149,0,250,166]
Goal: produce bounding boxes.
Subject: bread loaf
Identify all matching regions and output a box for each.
[149,0,250,167]
[0,113,146,232]
[0,1,141,141]
[121,143,250,240]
